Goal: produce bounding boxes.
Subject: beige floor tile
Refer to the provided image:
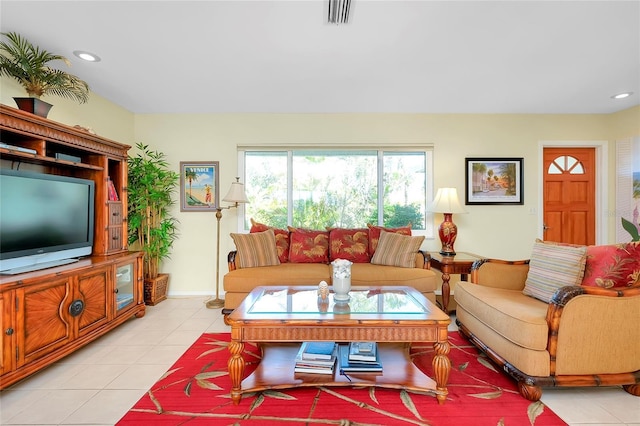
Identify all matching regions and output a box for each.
[105,363,173,390]
[61,389,144,425]
[4,389,98,425]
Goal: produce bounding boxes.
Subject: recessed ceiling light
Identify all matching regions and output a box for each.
[73,50,101,62]
[611,92,633,99]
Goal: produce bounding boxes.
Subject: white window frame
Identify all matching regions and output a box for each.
[234,146,435,239]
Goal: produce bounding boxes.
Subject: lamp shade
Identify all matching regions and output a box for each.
[429,188,466,214]
[222,178,249,204]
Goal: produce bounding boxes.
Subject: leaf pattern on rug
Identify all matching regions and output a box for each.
[117,332,566,426]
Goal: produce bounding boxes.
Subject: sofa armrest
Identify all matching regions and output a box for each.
[228,250,238,271]
[468,258,530,290]
[546,284,640,375]
[417,250,429,269]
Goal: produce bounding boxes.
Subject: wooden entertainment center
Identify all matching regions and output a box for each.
[0,105,145,389]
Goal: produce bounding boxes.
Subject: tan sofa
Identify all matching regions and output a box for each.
[223,251,437,313]
[454,241,640,401]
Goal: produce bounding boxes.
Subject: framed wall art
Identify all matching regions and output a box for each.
[465,157,524,205]
[180,161,219,211]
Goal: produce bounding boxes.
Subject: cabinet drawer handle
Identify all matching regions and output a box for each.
[5,328,13,336]
[69,300,85,317]
[112,212,119,216]
[112,236,120,240]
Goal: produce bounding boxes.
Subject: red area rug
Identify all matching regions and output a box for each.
[117,332,566,425]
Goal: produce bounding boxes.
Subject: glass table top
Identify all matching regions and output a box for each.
[247,287,429,315]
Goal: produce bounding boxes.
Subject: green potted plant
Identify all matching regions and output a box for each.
[0,32,89,117]
[127,143,179,305]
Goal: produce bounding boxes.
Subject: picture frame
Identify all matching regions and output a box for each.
[465,157,524,205]
[180,161,220,211]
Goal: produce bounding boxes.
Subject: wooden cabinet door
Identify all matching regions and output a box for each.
[16,277,73,367]
[0,290,15,375]
[77,266,110,337]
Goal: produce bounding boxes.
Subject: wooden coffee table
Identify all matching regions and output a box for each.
[226,285,451,405]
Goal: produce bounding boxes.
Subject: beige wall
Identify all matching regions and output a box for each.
[1,77,134,143]
[2,76,639,297]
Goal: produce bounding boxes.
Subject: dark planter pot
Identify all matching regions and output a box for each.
[144,273,170,305]
[13,97,53,118]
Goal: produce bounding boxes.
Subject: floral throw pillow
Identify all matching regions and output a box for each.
[287,227,329,263]
[367,223,412,255]
[328,228,370,263]
[582,242,640,288]
[250,218,290,263]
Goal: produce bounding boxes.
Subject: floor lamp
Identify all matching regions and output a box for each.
[429,188,467,256]
[206,178,249,309]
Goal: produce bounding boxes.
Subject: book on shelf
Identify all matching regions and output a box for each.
[339,345,383,373]
[294,342,338,374]
[301,341,336,361]
[348,341,378,362]
[107,178,119,201]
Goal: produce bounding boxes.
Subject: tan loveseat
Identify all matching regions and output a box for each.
[454,240,640,401]
[222,223,437,313]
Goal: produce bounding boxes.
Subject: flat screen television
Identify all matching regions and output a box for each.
[0,169,95,274]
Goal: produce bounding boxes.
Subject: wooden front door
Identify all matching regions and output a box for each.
[543,148,596,245]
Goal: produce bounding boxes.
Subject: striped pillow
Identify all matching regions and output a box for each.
[370,231,425,268]
[523,240,587,303]
[231,229,280,268]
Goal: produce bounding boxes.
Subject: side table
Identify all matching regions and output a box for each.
[427,252,484,313]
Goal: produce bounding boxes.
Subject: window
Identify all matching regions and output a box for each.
[239,148,433,235]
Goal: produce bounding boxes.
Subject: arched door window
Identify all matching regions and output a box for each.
[547,155,585,175]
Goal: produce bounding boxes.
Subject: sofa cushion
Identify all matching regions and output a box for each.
[367,223,412,254]
[224,263,331,292]
[582,242,640,288]
[328,228,370,263]
[522,240,587,303]
[287,227,330,263]
[455,281,549,351]
[351,263,437,293]
[250,218,290,263]
[230,229,280,268]
[371,231,425,268]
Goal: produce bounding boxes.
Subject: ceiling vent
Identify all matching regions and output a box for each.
[328,0,351,24]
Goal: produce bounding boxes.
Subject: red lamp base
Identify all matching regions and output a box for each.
[438,213,458,256]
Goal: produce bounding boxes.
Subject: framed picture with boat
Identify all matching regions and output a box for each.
[465,157,523,205]
[180,161,219,211]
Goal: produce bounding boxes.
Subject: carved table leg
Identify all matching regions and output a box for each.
[228,340,245,405]
[432,340,451,404]
[441,272,451,313]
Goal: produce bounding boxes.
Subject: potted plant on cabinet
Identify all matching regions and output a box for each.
[127,143,179,305]
[0,32,89,117]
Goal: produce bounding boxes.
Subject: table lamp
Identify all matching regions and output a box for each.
[206,177,249,309]
[429,187,467,256]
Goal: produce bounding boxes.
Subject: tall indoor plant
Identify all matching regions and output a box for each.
[0,32,89,117]
[128,143,179,305]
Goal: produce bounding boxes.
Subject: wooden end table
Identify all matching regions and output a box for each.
[226,286,451,405]
[427,252,484,313]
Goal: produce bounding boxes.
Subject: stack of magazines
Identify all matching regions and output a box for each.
[338,342,383,373]
[294,342,338,374]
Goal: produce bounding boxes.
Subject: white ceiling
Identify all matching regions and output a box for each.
[1,0,639,114]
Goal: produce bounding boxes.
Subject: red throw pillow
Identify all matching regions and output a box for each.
[328,228,370,263]
[367,223,412,255]
[582,242,640,288]
[250,219,290,263]
[287,227,329,263]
